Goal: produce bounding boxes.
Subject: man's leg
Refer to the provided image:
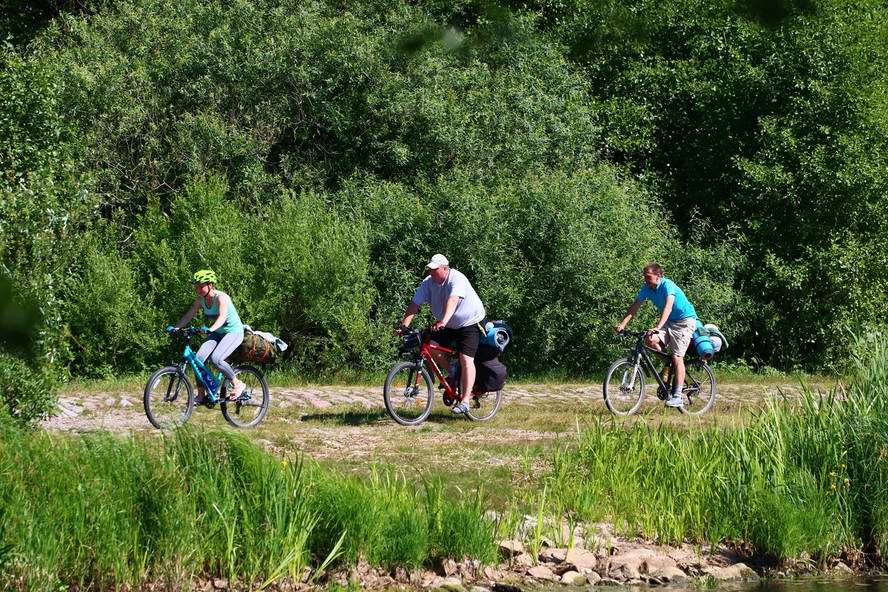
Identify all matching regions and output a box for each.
[672,355,685,393]
[459,352,475,402]
[665,319,695,408]
[645,331,665,352]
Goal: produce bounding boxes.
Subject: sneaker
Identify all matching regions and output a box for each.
[451,402,469,415]
[665,395,684,408]
[195,385,207,405]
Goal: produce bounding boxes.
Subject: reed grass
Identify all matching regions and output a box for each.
[0,428,496,590]
[542,335,888,563]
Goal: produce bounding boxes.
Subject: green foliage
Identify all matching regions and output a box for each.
[0,354,56,428]
[3,0,887,375]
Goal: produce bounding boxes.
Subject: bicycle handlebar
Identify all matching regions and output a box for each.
[165,326,209,337]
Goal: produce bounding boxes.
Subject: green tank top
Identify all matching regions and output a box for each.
[201,291,243,334]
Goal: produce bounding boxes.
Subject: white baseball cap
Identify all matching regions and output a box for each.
[426,254,449,269]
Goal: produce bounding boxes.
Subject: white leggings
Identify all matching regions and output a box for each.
[196,331,244,382]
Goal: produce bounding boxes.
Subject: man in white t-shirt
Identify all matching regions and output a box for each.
[398,254,486,415]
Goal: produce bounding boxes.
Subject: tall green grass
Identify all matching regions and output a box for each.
[544,335,888,562]
[0,428,496,590]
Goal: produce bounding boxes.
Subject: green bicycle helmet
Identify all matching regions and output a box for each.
[192,269,217,284]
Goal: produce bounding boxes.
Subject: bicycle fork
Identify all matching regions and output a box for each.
[621,356,643,390]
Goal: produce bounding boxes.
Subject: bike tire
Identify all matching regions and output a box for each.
[679,360,717,416]
[144,366,194,429]
[603,358,646,416]
[466,390,503,421]
[221,365,270,428]
[383,361,434,426]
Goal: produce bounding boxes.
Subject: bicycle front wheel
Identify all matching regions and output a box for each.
[679,360,717,416]
[384,361,434,426]
[221,365,270,428]
[466,390,503,421]
[603,359,646,416]
[144,366,194,429]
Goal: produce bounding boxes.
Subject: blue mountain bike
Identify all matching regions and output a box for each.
[143,327,270,429]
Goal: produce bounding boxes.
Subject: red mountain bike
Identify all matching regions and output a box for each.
[383,328,503,425]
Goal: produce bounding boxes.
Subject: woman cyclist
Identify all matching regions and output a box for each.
[171,269,246,401]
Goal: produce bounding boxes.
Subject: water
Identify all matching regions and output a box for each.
[752,579,888,592]
[530,578,887,592]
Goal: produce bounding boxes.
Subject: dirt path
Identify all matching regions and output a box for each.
[43,381,821,478]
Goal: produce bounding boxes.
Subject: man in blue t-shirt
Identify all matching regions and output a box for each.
[615,262,698,408]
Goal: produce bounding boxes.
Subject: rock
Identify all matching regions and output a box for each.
[607,548,657,581]
[119,397,132,407]
[512,553,534,568]
[483,566,504,581]
[597,577,624,586]
[833,561,854,575]
[527,565,558,581]
[375,575,395,587]
[393,566,409,582]
[641,555,678,573]
[437,576,467,592]
[560,571,588,586]
[539,547,568,563]
[212,578,228,589]
[425,575,446,589]
[470,587,491,592]
[702,563,759,581]
[499,540,525,558]
[648,566,688,584]
[440,558,459,576]
[564,548,598,571]
[585,571,602,585]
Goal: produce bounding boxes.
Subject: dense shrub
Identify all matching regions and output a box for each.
[2,0,886,377]
[0,355,56,428]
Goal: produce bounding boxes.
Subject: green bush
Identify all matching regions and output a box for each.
[0,355,56,428]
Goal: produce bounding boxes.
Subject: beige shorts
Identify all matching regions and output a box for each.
[651,317,697,358]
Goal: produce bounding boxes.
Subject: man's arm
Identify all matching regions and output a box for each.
[615,299,643,333]
[399,302,421,332]
[652,295,675,331]
[432,295,461,331]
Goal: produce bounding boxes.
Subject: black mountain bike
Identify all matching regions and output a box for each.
[603,329,716,416]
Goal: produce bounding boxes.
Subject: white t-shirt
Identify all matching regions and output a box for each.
[412,269,486,329]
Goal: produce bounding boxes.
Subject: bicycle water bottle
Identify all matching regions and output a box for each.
[199,366,218,392]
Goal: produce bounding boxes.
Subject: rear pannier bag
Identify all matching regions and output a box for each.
[234,332,275,363]
[473,342,507,392]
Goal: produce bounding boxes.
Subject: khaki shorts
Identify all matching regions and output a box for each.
[651,317,696,358]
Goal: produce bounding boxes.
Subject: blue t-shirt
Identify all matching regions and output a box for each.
[636,278,697,322]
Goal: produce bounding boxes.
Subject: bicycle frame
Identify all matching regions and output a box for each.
[400,329,461,403]
[167,329,227,404]
[625,332,674,395]
[620,330,709,403]
[182,345,226,402]
[419,333,460,401]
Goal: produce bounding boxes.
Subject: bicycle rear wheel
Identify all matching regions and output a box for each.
[144,366,194,429]
[603,359,646,416]
[384,361,434,426]
[679,360,716,415]
[466,390,502,421]
[221,365,270,428]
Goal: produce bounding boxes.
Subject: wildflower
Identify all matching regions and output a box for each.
[844,478,850,487]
